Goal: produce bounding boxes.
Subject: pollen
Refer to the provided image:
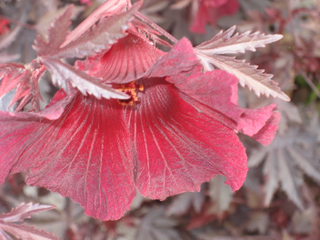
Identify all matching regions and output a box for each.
[114,81,144,106]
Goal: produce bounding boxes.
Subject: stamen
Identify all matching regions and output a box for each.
[114,81,144,106]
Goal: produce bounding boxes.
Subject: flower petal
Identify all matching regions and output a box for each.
[167,70,280,145]
[0,92,135,220]
[87,33,164,84]
[190,0,239,33]
[127,79,247,200]
[144,38,201,78]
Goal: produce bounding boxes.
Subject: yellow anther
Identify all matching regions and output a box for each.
[114,81,144,106]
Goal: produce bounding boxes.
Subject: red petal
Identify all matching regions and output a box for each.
[251,111,281,145]
[0,92,135,220]
[167,70,280,145]
[144,38,201,78]
[190,4,215,33]
[217,0,239,15]
[127,79,247,199]
[204,0,229,8]
[190,0,239,33]
[87,33,164,84]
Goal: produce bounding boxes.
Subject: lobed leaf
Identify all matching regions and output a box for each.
[196,26,283,55]
[208,175,233,216]
[61,0,130,47]
[194,26,289,101]
[287,146,320,183]
[166,192,205,216]
[0,25,22,51]
[33,5,73,57]
[43,58,129,100]
[196,53,290,101]
[0,223,60,240]
[55,1,142,59]
[135,208,182,240]
[0,63,26,97]
[248,126,320,209]
[0,203,59,240]
[0,53,20,64]
[0,203,55,223]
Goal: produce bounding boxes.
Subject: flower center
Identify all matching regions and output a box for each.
[114,81,144,106]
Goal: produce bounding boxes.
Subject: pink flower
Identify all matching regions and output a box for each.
[190,0,240,33]
[0,2,280,220]
[0,18,9,35]
[80,0,92,6]
[0,33,279,220]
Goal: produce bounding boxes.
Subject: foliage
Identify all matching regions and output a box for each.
[0,202,59,240]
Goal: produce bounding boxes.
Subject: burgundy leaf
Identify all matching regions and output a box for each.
[0,25,22,51]
[166,192,205,216]
[0,62,44,111]
[62,0,130,47]
[54,2,142,59]
[196,26,283,55]
[134,208,181,240]
[196,53,290,101]
[0,203,58,240]
[43,58,129,100]
[0,203,55,223]
[33,5,73,57]
[0,53,20,63]
[193,25,289,101]
[0,63,26,98]
[0,223,60,240]
[0,230,12,240]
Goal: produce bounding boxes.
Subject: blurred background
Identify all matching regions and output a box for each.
[0,0,320,239]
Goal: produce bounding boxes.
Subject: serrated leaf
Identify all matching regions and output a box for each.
[0,89,17,112]
[286,146,320,183]
[0,63,26,97]
[277,101,302,134]
[248,125,320,209]
[262,149,278,207]
[166,192,205,216]
[245,212,269,234]
[0,229,14,240]
[194,26,289,101]
[0,203,59,240]
[208,175,232,216]
[170,0,192,9]
[277,148,304,210]
[135,208,182,240]
[55,1,142,59]
[0,25,22,51]
[0,203,55,223]
[43,58,129,100]
[62,0,129,46]
[35,4,85,39]
[196,26,283,55]
[0,223,60,240]
[0,53,20,64]
[33,5,73,57]
[0,62,45,112]
[196,53,290,101]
